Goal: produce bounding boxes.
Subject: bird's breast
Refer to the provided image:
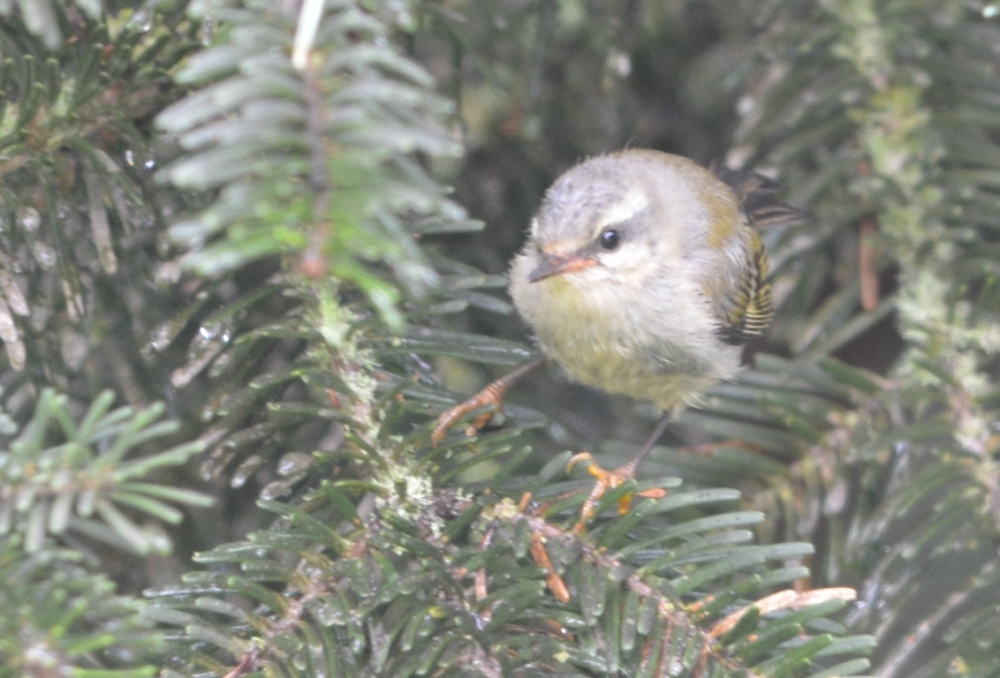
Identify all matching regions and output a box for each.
[509,255,742,409]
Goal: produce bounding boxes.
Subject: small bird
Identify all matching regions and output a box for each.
[510,149,777,414]
[434,149,805,525]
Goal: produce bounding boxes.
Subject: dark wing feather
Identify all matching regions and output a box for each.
[715,229,774,346]
[711,166,805,345]
[712,165,810,229]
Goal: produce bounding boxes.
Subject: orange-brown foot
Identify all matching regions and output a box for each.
[430,356,546,447]
[431,380,508,447]
[567,453,666,534]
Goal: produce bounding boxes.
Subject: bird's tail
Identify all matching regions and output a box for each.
[711,165,811,230]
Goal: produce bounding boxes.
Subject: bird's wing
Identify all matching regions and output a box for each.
[709,166,807,345]
[713,228,774,346]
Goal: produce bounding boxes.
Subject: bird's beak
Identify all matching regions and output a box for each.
[528,253,598,283]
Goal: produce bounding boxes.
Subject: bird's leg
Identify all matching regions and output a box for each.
[569,410,674,533]
[431,355,546,446]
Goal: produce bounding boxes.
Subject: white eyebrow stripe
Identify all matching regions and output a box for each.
[597,190,649,228]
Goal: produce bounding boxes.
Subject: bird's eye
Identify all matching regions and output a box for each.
[599,228,621,251]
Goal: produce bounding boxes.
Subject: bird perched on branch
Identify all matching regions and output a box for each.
[434,149,806,526]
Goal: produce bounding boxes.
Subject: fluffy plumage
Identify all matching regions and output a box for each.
[509,149,804,411]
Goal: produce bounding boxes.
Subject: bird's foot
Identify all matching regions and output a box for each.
[431,380,508,447]
[567,453,666,534]
[430,356,545,447]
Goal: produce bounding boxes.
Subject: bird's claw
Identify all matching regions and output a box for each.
[431,380,508,447]
[430,356,546,447]
[568,453,663,534]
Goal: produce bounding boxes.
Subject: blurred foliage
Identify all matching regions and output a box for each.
[0,0,996,676]
[0,388,210,555]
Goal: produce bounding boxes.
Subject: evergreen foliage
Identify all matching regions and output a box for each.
[0,1,997,677]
